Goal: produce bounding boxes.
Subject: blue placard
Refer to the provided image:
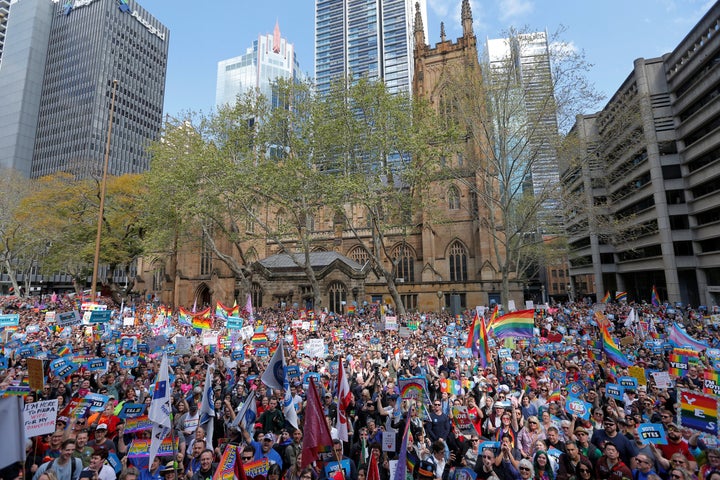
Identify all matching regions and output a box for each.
[137,343,149,353]
[85,358,108,371]
[503,361,519,375]
[549,367,566,383]
[0,314,20,327]
[255,347,269,357]
[565,396,592,420]
[50,357,78,378]
[231,347,244,361]
[119,356,138,369]
[86,393,110,411]
[303,372,321,390]
[120,337,135,351]
[605,383,624,401]
[637,423,668,445]
[453,468,477,480]
[328,361,339,376]
[118,402,147,419]
[567,381,587,396]
[107,452,122,474]
[89,310,112,323]
[0,357,7,370]
[286,365,301,382]
[457,347,472,359]
[618,376,638,389]
[227,317,244,330]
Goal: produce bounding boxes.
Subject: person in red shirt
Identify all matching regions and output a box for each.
[595,442,632,480]
[656,424,697,472]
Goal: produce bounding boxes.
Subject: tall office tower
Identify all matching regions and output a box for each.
[30,0,168,178]
[0,0,10,66]
[216,21,301,109]
[314,0,428,96]
[485,32,562,225]
[0,0,55,176]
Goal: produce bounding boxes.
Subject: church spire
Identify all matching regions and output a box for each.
[461,0,473,37]
[440,22,446,42]
[413,2,425,48]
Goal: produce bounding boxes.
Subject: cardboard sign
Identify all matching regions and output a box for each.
[0,314,20,327]
[627,366,647,386]
[652,371,673,389]
[127,438,178,458]
[57,311,81,327]
[605,384,623,401]
[451,405,479,436]
[382,430,396,451]
[26,358,45,391]
[679,390,719,436]
[24,399,58,437]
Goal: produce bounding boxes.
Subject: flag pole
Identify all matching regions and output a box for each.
[90,79,119,301]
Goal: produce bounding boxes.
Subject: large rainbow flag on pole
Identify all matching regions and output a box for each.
[492,309,535,339]
[601,291,611,303]
[465,312,480,351]
[600,323,631,367]
[615,291,628,302]
[477,314,491,368]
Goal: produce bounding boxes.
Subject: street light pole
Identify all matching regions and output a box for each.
[91,79,119,301]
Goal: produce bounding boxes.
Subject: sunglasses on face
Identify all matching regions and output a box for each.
[519,467,531,472]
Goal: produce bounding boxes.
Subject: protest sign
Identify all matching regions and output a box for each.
[324,460,352,480]
[451,405,479,436]
[127,438,178,458]
[618,376,638,390]
[652,371,673,389]
[243,458,270,480]
[565,397,591,420]
[305,338,325,358]
[605,384,623,401]
[703,370,720,396]
[679,389,718,436]
[57,311,81,327]
[118,403,147,419]
[637,423,668,445]
[213,444,237,480]
[454,469,477,480]
[0,314,20,327]
[26,358,44,391]
[382,430,397,451]
[627,366,647,386]
[24,399,58,437]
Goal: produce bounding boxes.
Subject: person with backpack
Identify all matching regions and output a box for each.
[33,439,83,480]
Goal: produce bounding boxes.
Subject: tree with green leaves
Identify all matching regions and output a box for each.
[444,27,603,304]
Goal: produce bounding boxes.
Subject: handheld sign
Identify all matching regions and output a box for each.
[637,423,668,445]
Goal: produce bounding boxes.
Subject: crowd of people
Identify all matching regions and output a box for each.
[0,293,719,480]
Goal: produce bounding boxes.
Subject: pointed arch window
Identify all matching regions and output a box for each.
[449,241,468,281]
[348,246,370,267]
[448,185,461,210]
[328,281,347,314]
[251,282,263,309]
[393,244,415,282]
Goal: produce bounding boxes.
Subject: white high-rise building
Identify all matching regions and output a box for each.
[215,21,301,109]
[314,0,428,96]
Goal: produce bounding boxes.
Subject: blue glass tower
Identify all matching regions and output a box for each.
[314,0,427,96]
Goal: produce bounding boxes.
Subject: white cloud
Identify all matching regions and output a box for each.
[550,40,578,57]
[427,0,453,17]
[497,0,534,21]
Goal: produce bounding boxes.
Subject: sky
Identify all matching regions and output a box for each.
[139,0,714,119]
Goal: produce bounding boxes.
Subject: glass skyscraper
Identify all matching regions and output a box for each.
[314,0,428,96]
[0,0,168,178]
[216,21,301,109]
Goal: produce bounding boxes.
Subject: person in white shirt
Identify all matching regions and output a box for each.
[33,439,83,480]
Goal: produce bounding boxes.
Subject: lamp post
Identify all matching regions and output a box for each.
[436,290,443,313]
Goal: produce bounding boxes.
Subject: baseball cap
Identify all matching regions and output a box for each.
[96,423,108,430]
[263,433,275,442]
[574,427,588,434]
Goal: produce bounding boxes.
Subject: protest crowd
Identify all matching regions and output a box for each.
[0,292,720,480]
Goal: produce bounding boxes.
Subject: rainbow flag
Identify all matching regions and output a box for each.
[492,309,535,339]
[477,315,491,368]
[347,305,356,315]
[465,312,480,350]
[486,305,500,333]
[668,353,688,378]
[679,390,718,436]
[215,301,239,320]
[600,323,631,367]
[57,344,72,356]
[251,332,268,345]
[651,286,660,307]
[601,291,610,303]
[440,378,461,395]
[178,307,193,327]
[615,291,628,302]
[192,307,212,331]
[547,388,563,403]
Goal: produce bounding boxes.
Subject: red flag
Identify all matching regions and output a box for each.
[293,330,299,350]
[366,448,381,480]
[336,360,352,442]
[234,445,248,480]
[301,377,333,469]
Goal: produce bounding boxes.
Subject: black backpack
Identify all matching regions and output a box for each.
[47,457,79,479]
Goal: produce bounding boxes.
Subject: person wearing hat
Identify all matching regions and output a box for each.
[240,430,283,469]
[656,423,697,472]
[572,427,601,466]
[86,425,115,453]
[158,462,177,480]
[590,416,637,466]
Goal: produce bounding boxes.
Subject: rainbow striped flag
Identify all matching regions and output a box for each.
[679,390,718,436]
[252,332,268,345]
[547,388,563,403]
[57,344,72,356]
[465,312,480,350]
[601,291,610,303]
[615,291,628,302]
[651,286,660,307]
[440,378,462,395]
[486,305,500,333]
[600,323,631,367]
[191,307,212,331]
[178,307,193,327]
[492,309,535,339]
[668,353,688,377]
[347,305,356,315]
[477,315,491,368]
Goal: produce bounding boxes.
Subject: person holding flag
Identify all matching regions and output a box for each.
[261,339,299,430]
[148,354,173,469]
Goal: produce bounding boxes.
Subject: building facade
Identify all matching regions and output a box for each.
[563,1,720,307]
[314,0,428,96]
[0,0,168,178]
[0,0,10,66]
[215,21,301,109]
[0,0,55,176]
[140,0,514,313]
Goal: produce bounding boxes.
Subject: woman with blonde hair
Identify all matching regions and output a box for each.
[517,416,545,460]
